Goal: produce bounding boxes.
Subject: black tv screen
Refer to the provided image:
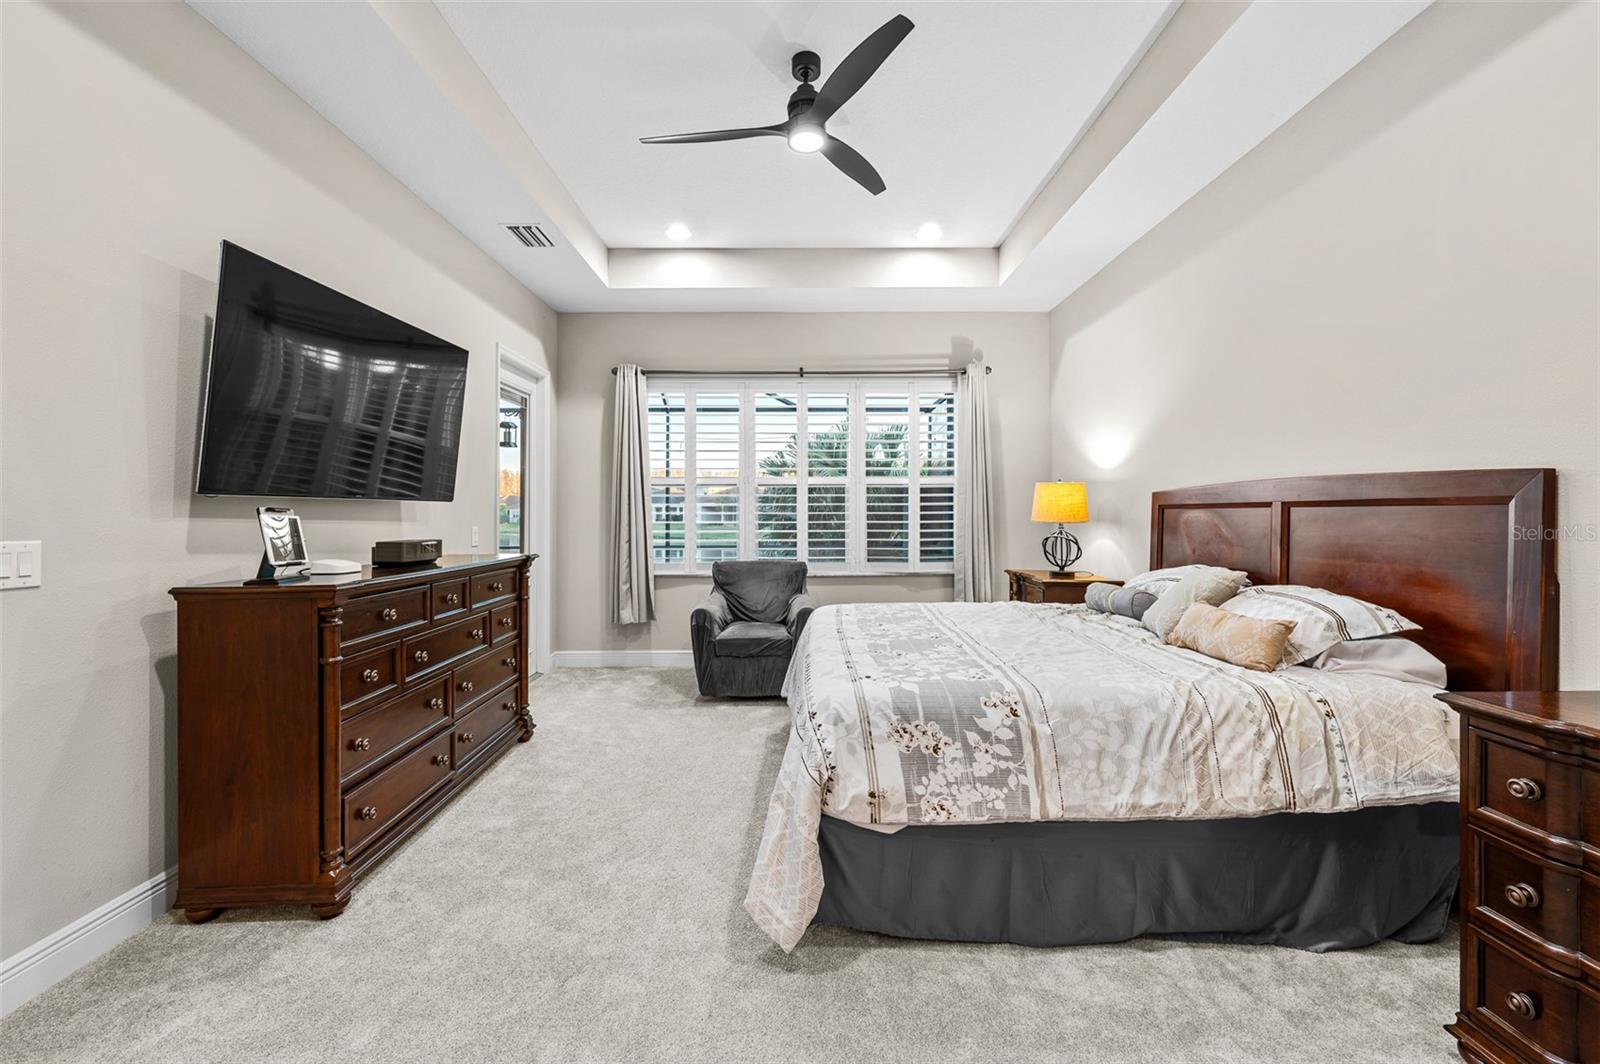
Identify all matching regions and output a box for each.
[195,242,468,500]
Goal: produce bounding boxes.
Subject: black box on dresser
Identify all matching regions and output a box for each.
[169,554,535,922]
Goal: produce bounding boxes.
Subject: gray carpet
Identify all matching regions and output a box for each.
[2,668,1458,1063]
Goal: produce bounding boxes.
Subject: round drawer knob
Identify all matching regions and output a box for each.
[470,628,484,640]
[361,668,380,683]
[1504,991,1538,1020]
[499,617,513,627]
[445,593,460,605]
[489,581,505,592]
[460,732,474,743]
[413,650,430,664]
[502,655,516,668]
[459,680,474,693]
[432,753,451,767]
[428,697,445,711]
[350,737,372,751]
[1504,882,1541,909]
[502,701,515,713]
[1505,777,1543,802]
[358,806,379,821]
[381,607,399,621]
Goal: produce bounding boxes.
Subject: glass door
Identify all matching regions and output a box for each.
[498,390,527,554]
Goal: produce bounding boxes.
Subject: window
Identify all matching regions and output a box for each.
[647,376,959,574]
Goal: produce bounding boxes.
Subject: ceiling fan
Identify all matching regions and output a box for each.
[639,14,914,195]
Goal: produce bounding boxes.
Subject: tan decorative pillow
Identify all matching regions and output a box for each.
[1165,602,1297,672]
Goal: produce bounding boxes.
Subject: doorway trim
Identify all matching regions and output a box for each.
[495,344,552,676]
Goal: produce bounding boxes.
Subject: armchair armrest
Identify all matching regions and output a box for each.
[691,590,731,639]
[786,592,817,641]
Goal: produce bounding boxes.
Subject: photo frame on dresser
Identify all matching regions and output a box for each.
[250,506,309,583]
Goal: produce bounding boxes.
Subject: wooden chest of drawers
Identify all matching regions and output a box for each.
[170,555,535,921]
[1440,691,1600,1063]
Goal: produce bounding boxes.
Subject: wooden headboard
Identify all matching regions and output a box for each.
[1150,469,1558,691]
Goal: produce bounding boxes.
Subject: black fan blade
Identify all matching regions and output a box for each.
[820,136,885,195]
[640,124,786,145]
[809,14,913,126]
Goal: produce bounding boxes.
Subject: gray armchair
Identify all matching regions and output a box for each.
[691,561,815,697]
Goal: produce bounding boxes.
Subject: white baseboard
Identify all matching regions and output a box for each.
[551,650,694,668]
[1,866,176,1017]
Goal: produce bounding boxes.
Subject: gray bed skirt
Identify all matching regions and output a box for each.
[814,802,1458,951]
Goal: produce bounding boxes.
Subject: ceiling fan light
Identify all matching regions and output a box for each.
[787,127,825,154]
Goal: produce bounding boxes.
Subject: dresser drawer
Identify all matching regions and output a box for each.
[452,646,520,712]
[340,643,400,713]
[471,569,517,608]
[490,602,520,644]
[1464,925,1580,1062]
[341,586,429,648]
[432,579,468,620]
[453,686,518,766]
[1469,827,1582,955]
[402,613,490,681]
[343,731,453,855]
[1471,728,1581,844]
[340,677,450,783]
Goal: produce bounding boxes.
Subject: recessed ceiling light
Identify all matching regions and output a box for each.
[916,222,943,242]
[665,222,692,241]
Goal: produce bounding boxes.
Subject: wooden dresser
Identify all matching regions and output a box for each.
[1440,690,1600,1063]
[1005,569,1120,605]
[170,554,535,922]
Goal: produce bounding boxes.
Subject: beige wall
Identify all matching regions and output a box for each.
[553,312,1050,654]
[1047,1,1599,688]
[0,2,557,956]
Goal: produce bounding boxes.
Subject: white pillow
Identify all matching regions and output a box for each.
[1305,637,1447,688]
[1222,585,1421,666]
[1140,567,1250,641]
[1125,565,1251,595]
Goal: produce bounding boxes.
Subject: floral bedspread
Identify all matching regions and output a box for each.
[743,601,1459,951]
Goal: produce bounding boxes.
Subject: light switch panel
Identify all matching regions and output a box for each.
[0,541,42,589]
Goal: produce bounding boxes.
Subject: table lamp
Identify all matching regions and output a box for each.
[1031,481,1088,575]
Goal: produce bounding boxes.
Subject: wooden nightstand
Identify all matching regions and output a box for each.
[1004,569,1121,605]
[1436,690,1599,1064]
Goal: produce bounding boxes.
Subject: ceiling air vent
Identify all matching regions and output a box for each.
[505,224,555,248]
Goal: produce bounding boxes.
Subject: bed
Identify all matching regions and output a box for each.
[745,469,1558,953]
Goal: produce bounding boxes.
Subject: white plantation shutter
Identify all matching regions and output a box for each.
[916,385,957,564]
[862,390,910,567]
[647,389,686,566]
[645,375,960,574]
[753,390,799,559]
[693,391,740,564]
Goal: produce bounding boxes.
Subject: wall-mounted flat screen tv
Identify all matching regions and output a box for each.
[195,242,468,500]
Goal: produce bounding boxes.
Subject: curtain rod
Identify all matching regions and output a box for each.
[611,365,989,376]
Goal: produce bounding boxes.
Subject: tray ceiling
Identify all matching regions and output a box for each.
[435,1,1172,249]
[190,1,1431,311]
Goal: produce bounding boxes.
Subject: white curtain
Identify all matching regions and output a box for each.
[954,359,995,602]
[610,364,655,624]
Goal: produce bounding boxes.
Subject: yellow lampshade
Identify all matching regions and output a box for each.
[1032,481,1088,524]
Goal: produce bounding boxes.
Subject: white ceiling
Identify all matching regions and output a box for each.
[436,1,1171,249]
[190,1,1431,312]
